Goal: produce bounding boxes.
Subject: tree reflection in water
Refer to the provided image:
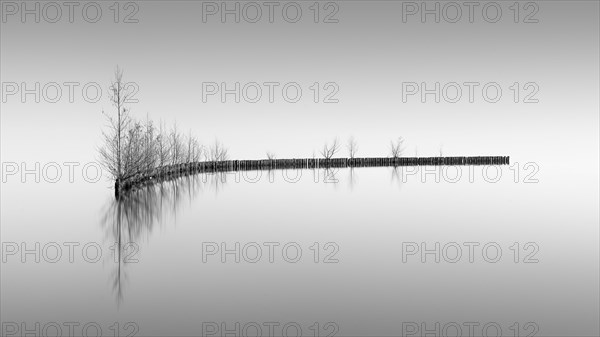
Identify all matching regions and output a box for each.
[99,168,359,304]
[99,172,229,304]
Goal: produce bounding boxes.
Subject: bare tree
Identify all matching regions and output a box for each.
[99,67,134,180]
[99,69,208,192]
[186,130,194,163]
[208,140,229,162]
[143,114,157,173]
[170,122,184,165]
[266,152,276,160]
[121,121,146,178]
[191,139,203,162]
[156,121,171,167]
[182,130,202,164]
[347,136,358,159]
[390,137,405,158]
[320,138,340,160]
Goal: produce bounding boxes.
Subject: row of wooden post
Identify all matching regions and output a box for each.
[117,156,509,196]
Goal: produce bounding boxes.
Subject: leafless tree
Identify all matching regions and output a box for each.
[99,67,135,180]
[170,122,184,165]
[266,152,276,160]
[183,131,202,164]
[118,121,146,178]
[208,140,229,162]
[186,130,194,163]
[143,114,157,173]
[99,69,207,189]
[129,122,148,175]
[390,137,405,158]
[156,121,171,167]
[320,138,340,160]
[347,136,358,159]
[191,139,203,162]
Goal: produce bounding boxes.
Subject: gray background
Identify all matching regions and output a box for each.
[1,1,599,336]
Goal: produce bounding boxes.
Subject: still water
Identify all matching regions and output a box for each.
[1,165,598,336]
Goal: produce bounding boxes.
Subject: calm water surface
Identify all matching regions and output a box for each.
[1,165,598,336]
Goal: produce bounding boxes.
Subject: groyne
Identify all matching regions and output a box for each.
[116,155,509,197]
